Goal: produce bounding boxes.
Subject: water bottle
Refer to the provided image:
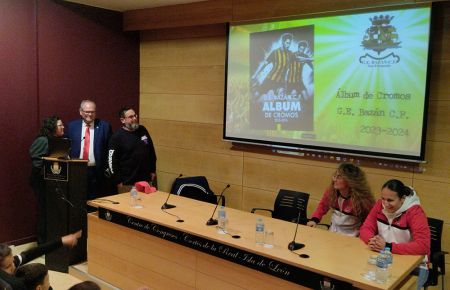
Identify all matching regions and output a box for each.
[255,217,265,245]
[375,250,389,284]
[130,186,138,207]
[363,255,377,281]
[218,206,227,232]
[384,247,393,267]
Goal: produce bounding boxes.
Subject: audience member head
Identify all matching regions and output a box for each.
[329,163,374,219]
[79,100,97,125]
[68,281,100,290]
[0,244,14,274]
[15,263,49,290]
[381,179,413,213]
[38,116,64,138]
[118,106,139,131]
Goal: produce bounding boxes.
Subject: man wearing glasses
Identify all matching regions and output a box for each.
[107,107,157,193]
[67,100,112,200]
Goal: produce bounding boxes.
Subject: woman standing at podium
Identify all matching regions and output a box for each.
[29,116,65,244]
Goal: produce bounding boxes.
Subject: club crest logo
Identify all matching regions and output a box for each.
[105,210,112,221]
[50,162,62,175]
[359,15,401,67]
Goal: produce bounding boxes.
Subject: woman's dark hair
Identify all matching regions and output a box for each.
[15,263,48,290]
[37,116,60,138]
[68,281,101,290]
[382,179,413,198]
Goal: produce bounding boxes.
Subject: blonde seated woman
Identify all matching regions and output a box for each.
[307,163,375,236]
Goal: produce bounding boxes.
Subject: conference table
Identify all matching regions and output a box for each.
[87,191,421,290]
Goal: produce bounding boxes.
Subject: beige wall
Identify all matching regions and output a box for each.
[138,1,449,288]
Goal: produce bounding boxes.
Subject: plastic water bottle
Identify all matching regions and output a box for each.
[375,250,389,284]
[363,255,378,281]
[218,206,227,232]
[384,247,393,267]
[130,186,138,208]
[255,217,265,245]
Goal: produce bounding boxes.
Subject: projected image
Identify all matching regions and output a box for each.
[249,26,314,131]
[225,5,431,160]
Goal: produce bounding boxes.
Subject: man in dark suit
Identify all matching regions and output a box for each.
[67,100,112,199]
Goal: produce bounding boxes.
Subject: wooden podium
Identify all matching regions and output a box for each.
[43,157,88,272]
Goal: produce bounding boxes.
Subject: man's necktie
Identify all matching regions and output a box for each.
[82,124,90,160]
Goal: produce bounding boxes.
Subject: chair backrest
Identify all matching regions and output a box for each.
[272,189,309,224]
[170,176,217,204]
[425,217,445,288]
[428,217,443,253]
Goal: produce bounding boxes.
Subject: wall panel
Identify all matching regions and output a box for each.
[139,2,450,288]
[140,93,223,124]
[141,37,226,67]
[140,119,237,156]
[141,67,225,95]
[156,146,243,186]
[426,100,450,142]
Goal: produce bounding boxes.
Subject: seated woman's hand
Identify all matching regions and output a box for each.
[306,220,317,227]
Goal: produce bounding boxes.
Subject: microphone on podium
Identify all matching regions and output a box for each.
[288,209,305,251]
[161,174,182,210]
[206,184,230,226]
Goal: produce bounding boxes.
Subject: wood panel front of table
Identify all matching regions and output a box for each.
[87,192,422,290]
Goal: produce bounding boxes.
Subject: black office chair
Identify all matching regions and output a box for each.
[251,189,310,224]
[170,175,225,206]
[424,217,448,290]
[0,277,12,290]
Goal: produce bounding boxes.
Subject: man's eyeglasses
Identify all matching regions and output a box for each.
[81,110,96,115]
[124,114,138,119]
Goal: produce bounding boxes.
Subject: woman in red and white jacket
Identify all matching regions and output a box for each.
[307,163,375,236]
[360,179,430,290]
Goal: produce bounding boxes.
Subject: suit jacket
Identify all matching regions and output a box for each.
[67,118,112,174]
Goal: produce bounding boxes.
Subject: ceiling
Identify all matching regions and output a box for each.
[64,0,207,12]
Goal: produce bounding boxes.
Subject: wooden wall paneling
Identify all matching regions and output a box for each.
[243,156,348,197]
[140,119,237,156]
[156,171,183,193]
[419,141,450,183]
[242,187,278,214]
[231,0,417,22]
[140,66,224,95]
[141,36,226,67]
[195,251,308,290]
[429,60,450,101]
[140,93,224,124]
[412,179,450,223]
[156,146,243,185]
[141,24,227,42]
[426,100,450,142]
[124,0,232,31]
[430,2,450,61]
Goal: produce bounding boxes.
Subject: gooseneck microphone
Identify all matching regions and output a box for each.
[288,209,305,251]
[161,191,176,209]
[161,174,182,210]
[206,184,230,226]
